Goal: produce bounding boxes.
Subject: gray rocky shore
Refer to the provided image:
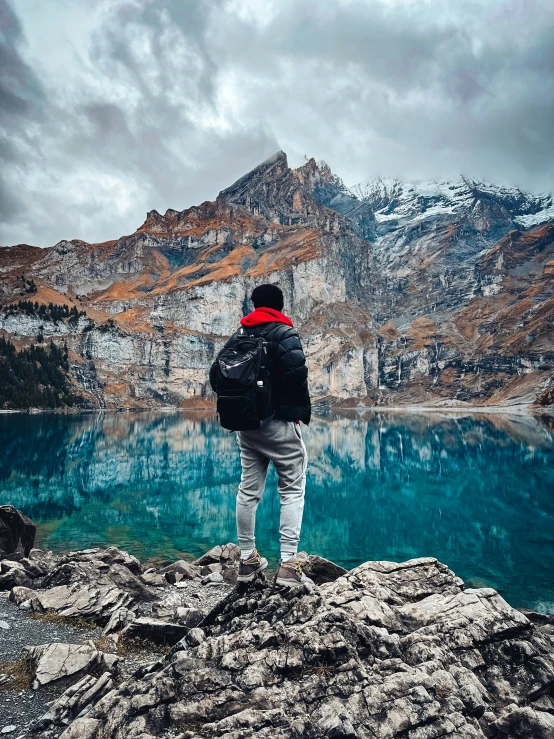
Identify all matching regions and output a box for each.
[1,506,554,738]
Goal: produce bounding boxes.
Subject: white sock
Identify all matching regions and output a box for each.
[281,551,296,563]
[241,547,254,560]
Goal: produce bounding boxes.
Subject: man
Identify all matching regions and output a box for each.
[210,284,312,588]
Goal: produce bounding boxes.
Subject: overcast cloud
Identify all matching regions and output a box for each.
[1,0,553,246]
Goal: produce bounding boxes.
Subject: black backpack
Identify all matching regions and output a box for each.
[212,328,273,431]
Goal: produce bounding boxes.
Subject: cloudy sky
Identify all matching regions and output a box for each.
[1,0,553,247]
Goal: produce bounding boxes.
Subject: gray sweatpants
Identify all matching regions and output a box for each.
[236,418,308,555]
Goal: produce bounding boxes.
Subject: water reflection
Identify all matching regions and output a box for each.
[1,411,553,613]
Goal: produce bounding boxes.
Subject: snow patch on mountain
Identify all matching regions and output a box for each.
[348,177,554,228]
[514,202,554,228]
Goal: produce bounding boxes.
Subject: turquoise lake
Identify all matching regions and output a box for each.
[1,411,553,613]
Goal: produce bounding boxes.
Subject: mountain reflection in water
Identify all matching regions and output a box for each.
[1,411,553,613]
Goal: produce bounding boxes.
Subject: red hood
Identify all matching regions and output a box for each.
[240,307,294,328]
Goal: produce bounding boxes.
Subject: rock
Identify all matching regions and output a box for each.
[0,559,27,574]
[192,545,223,566]
[0,727,17,735]
[121,617,189,646]
[158,560,200,584]
[22,642,118,689]
[0,505,36,556]
[30,672,114,731]
[140,571,167,588]
[192,543,240,567]
[98,652,119,673]
[0,560,32,590]
[8,586,34,606]
[296,551,348,584]
[151,591,187,621]
[102,606,135,635]
[62,554,554,738]
[58,717,102,739]
[0,619,9,630]
[314,699,358,738]
[175,607,203,628]
[23,643,97,688]
[221,564,239,585]
[490,706,554,737]
[28,547,154,624]
[29,580,133,624]
[27,547,60,574]
[186,627,205,646]
[201,571,224,585]
[19,556,49,578]
[0,571,31,590]
[57,546,142,576]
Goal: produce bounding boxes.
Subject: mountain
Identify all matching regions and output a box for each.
[0,151,553,410]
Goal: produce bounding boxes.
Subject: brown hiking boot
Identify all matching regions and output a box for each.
[237,548,268,582]
[275,557,315,589]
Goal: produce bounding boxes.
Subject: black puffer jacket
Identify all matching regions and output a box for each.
[209,321,311,425]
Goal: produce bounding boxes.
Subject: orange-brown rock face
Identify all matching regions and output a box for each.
[0,152,552,410]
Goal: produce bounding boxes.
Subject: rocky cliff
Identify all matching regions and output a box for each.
[1,151,553,409]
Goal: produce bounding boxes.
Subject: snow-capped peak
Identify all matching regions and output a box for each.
[347,177,553,227]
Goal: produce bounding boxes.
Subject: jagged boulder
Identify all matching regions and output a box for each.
[31,671,115,731]
[120,617,189,646]
[25,546,154,625]
[151,590,193,621]
[0,505,36,556]
[192,542,241,585]
[6,543,237,631]
[175,606,204,628]
[22,642,118,689]
[157,559,200,584]
[58,556,554,739]
[47,546,142,578]
[8,585,34,606]
[102,606,136,636]
[0,559,33,589]
[297,551,348,584]
[490,706,554,737]
[0,546,60,590]
[140,570,168,588]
